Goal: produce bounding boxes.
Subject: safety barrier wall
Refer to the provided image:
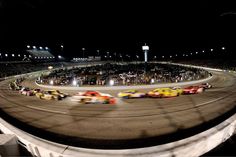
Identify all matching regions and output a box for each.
[0,112,235,157]
[0,62,235,157]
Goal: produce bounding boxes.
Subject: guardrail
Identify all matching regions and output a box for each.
[0,62,235,157]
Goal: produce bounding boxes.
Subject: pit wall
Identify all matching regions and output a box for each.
[0,62,235,157]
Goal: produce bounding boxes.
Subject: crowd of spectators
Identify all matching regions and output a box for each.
[4,59,233,86]
[39,63,209,86]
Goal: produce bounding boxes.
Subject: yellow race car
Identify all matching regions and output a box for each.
[171,87,183,95]
[36,90,68,100]
[147,88,179,98]
[48,90,68,98]
[118,90,146,99]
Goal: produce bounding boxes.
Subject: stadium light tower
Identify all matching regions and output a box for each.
[142,43,149,72]
[142,43,149,63]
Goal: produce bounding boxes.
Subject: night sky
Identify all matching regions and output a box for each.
[0,1,236,58]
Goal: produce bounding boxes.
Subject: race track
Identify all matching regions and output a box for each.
[0,70,236,149]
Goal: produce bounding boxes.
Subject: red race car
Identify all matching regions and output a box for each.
[183,86,204,94]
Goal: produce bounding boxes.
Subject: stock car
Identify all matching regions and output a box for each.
[200,83,212,89]
[32,89,41,95]
[171,87,184,95]
[15,85,23,91]
[71,91,116,104]
[9,82,16,90]
[9,82,23,91]
[117,90,146,99]
[49,90,69,98]
[19,87,34,96]
[147,88,179,98]
[183,86,204,94]
[36,90,68,100]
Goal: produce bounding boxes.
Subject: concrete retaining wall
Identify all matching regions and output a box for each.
[0,113,235,157]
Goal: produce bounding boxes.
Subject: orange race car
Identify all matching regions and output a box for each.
[71,91,116,104]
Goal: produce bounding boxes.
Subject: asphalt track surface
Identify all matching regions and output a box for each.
[0,71,236,149]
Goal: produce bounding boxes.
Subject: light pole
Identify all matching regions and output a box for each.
[107,52,109,60]
[82,48,85,58]
[136,55,139,63]
[60,45,64,61]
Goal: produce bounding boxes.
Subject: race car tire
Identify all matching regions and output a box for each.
[56,96,62,101]
[80,99,86,104]
[124,95,130,99]
[103,100,109,104]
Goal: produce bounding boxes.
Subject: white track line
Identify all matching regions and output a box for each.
[196,96,226,107]
[27,105,68,114]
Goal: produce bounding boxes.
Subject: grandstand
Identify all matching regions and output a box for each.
[0,46,56,63]
[26,47,55,61]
